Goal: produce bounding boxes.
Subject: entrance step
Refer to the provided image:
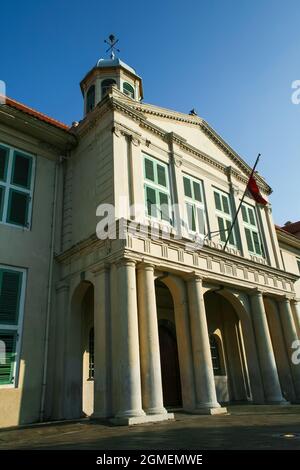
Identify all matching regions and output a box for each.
[227,404,300,415]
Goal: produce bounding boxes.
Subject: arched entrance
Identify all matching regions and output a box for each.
[204,290,250,403]
[64,281,94,419]
[155,280,182,408]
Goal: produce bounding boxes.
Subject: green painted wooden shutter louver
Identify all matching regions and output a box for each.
[222,195,230,214]
[0,147,8,181]
[249,209,256,226]
[241,205,248,223]
[193,181,202,202]
[245,228,254,253]
[217,217,226,242]
[159,192,169,221]
[0,270,22,324]
[8,191,29,226]
[183,177,192,198]
[12,154,31,188]
[0,332,16,385]
[214,192,222,211]
[146,186,157,218]
[0,186,3,218]
[145,159,155,181]
[157,165,167,187]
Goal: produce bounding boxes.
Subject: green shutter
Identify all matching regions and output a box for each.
[0,269,22,324]
[218,217,226,242]
[252,232,262,255]
[12,152,32,189]
[222,195,230,214]
[241,205,248,223]
[248,208,256,226]
[193,181,202,202]
[157,164,167,187]
[183,177,192,198]
[245,228,254,253]
[196,207,205,234]
[226,219,235,245]
[7,189,29,226]
[159,192,169,221]
[0,186,4,220]
[144,159,155,181]
[186,203,196,232]
[146,186,157,218]
[0,331,16,385]
[214,192,222,211]
[0,146,8,182]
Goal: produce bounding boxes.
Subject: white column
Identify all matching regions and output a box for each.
[113,259,145,421]
[187,275,226,414]
[279,297,300,401]
[292,300,300,337]
[250,290,286,403]
[137,263,168,416]
[92,266,111,418]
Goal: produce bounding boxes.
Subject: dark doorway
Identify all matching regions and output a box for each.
[158,323,182,407]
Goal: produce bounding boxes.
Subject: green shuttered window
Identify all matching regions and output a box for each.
[0,143,34,228]
[213,189,237,247]
[143,155,171,223]
[183,175,207,235]
[0,267,24,386]
[241,203,264,257]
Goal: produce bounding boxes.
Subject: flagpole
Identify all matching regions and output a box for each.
[223,153,261,252]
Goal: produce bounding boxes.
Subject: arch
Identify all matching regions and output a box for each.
[86,84,95,113]
[64,280,94,419]
[101,79,116,98]
[155,274,196,411]
[204,287,264,404]
[123,82,135,99]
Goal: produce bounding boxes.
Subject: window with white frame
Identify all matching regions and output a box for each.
[0,143,35,228]
[0,266,26,386]
[143,154,172,223]
[213,189,237,247]
[183,174,207,235]
[241,203,265,256]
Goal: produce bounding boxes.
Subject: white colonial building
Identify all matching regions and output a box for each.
[0,51,300,427]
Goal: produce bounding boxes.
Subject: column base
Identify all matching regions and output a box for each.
[192,406,228,415]
[110,412,174,426]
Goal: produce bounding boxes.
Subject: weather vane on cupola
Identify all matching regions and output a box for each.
[104,34,120,60]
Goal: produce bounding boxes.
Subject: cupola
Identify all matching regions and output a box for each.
[80,35,143,116]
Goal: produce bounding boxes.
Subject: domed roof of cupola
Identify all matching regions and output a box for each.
[96,57,137,76]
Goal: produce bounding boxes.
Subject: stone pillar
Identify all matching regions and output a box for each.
[292,300,300,337]
[250,290,286,403]
[137,263,172,420]
[279,297,300,401]
[187,275,226,414]
[111,259,145,424]
[92,266,111,418]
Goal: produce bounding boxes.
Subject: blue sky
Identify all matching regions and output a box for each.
[1,0,299,225]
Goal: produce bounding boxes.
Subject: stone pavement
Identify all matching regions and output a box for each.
[0,406,300,450]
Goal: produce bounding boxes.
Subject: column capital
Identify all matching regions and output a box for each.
[116,258,136,269]
[136,261,155,272]
[185,272,203,283]
[280,294,295,304]
[251,287,265,298]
